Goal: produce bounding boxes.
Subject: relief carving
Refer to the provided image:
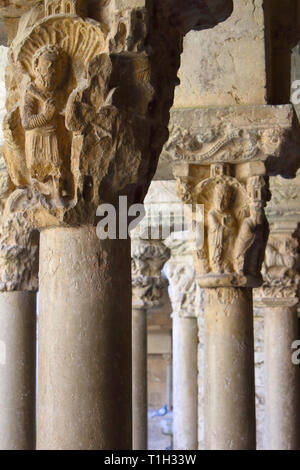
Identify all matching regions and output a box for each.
[131,240,170,309]
[177,163,269,288]
[255,232,300,301]
[1,1,234,230]
[164,236,198,318]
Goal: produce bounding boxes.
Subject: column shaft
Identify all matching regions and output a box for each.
[264,305,300,450]
[132,307,148,450]
[173,315,198,450]
[37,227,132,450]
[204,287,256,450]
[0,292,36,450]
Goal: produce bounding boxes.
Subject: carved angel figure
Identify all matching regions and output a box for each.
[208,181,237,273]
[21,45,69,203]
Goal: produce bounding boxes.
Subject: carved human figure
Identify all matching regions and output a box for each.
[235,202,265,276]
[208,181,237,273]
[65,54,118,203]
[22,45,69,204]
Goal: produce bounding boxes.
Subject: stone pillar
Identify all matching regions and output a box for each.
[0,0,233,450]
[38,227,132,450]
[264,301,300,450]
[255,221,300,450]
[165,235,198,450]
[0,160,39,450]
[163,104,300,449]
[131,239,170,450]
[0,292,36,450]
[203,287,256,450]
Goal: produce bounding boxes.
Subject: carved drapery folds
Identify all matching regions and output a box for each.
[1,0,233,230]
[131,239,170,309]
[168,106,300,288]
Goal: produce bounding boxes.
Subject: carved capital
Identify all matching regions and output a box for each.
[131,239,170,309]
[175,162,269,288]
[2,1,233,230]
[164,233,199,318]
[254,222,300,307]
[0,154,38,292]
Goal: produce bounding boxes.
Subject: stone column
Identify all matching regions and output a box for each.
[0,0,233,450]
[255,220,300,450]
[0,160,39,450]
[131,239,170,450]
[163,105,300,449]
[165,235,198,450]
[203,287,256,450]
[38,227,132,449]
[0,292,36,450]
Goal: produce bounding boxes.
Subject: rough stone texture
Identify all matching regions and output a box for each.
[174,0,267,108]
[0,291,36,450]
[0,45,7,146]
[1,0,233,229]
[158,105,299,177]
[203,287,256,450]
[37,226,132,450]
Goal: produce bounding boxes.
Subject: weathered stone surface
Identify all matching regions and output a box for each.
[132,239,170,310]
[0,0,233,230]
[158,105,297,171]
[174,0,267,108]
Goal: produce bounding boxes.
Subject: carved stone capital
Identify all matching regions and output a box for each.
[164,233,199,318]
[0,154,38,292]
[2,1,233,230]
[131,239,170,309]
[254,222,300,307]
[175,163,269,288]
[162,105,300,288]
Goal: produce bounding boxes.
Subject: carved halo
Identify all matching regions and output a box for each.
[194,176,249,224]
[12,15,107,81]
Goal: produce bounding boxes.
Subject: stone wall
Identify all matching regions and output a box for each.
[174,0,267,108]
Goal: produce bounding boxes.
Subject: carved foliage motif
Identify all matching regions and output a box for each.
[177,163,269,288]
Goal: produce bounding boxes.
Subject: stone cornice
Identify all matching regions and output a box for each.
[156,105,300,179]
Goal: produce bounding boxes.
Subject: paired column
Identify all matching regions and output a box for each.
[131,239,170,450]
[165,235,198,450]
[168,103,300,449]
[255,224,300,449]
[0,0,232,450]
